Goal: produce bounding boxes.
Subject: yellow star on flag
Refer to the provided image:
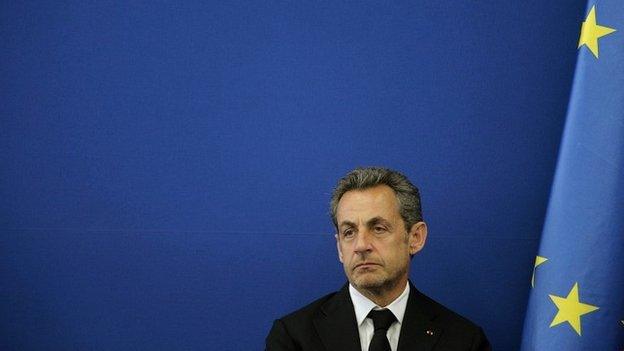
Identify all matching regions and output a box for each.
[531,255,548,288]
[549,282,599,336]
[578,5,616,58]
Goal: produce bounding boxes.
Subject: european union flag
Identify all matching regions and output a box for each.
[521,1,624,350]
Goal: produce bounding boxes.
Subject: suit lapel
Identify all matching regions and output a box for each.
[397,282,442,351]
[313,284,361,351]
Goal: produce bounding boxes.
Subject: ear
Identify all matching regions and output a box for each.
[407,221,427,256]
[335,234,344,263]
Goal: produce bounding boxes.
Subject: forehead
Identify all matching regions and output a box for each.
[336,185,401,221]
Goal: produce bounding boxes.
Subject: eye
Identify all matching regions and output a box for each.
[342,228,355,238]
[373,226,387,234]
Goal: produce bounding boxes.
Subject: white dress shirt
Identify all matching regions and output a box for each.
[349,282,410,351]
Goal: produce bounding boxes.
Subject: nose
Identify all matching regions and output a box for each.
[353,230,373,254]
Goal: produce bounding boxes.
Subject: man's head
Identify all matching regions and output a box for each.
[330,167,423,232]
[331,167,427,300]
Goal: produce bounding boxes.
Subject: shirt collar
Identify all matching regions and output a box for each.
[349,281,410,326]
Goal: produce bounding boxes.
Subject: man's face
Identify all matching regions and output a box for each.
[335,185,426,293]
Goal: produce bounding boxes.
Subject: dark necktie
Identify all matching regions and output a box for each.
[367,309,397,351]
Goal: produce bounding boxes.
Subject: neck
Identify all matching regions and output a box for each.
[356,278,408,307]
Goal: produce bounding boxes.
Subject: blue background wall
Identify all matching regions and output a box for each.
[2,1,587,349]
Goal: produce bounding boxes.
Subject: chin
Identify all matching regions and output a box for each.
[352,274,387,290]
[352,270,406,293]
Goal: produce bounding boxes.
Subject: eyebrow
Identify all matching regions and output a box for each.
[338,221,357,229]
[367,216,392,229]
[338,217,393,230]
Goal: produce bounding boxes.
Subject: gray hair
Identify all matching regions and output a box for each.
[330,167,423,231]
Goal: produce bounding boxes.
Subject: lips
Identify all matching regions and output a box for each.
[354,262,381,270]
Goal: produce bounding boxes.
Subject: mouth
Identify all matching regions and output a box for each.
[354,262,381,270]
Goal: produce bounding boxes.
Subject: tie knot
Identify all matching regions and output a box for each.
[367,309,396,331]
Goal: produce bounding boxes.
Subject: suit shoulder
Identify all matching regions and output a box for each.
[417,290,483,332]
[278,290,338,323]
[266,291,340,350]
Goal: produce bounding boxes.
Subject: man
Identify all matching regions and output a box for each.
[266,167,490,351]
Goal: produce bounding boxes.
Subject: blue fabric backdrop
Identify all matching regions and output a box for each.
[2,1,588,349]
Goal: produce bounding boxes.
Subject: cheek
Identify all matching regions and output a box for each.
[338,243,352,259]
[383,242,409,261]
[342,246,355,260]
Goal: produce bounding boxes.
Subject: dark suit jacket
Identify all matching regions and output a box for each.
[266,282,490,351]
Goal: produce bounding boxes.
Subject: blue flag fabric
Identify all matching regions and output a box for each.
[521,1,624,350]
